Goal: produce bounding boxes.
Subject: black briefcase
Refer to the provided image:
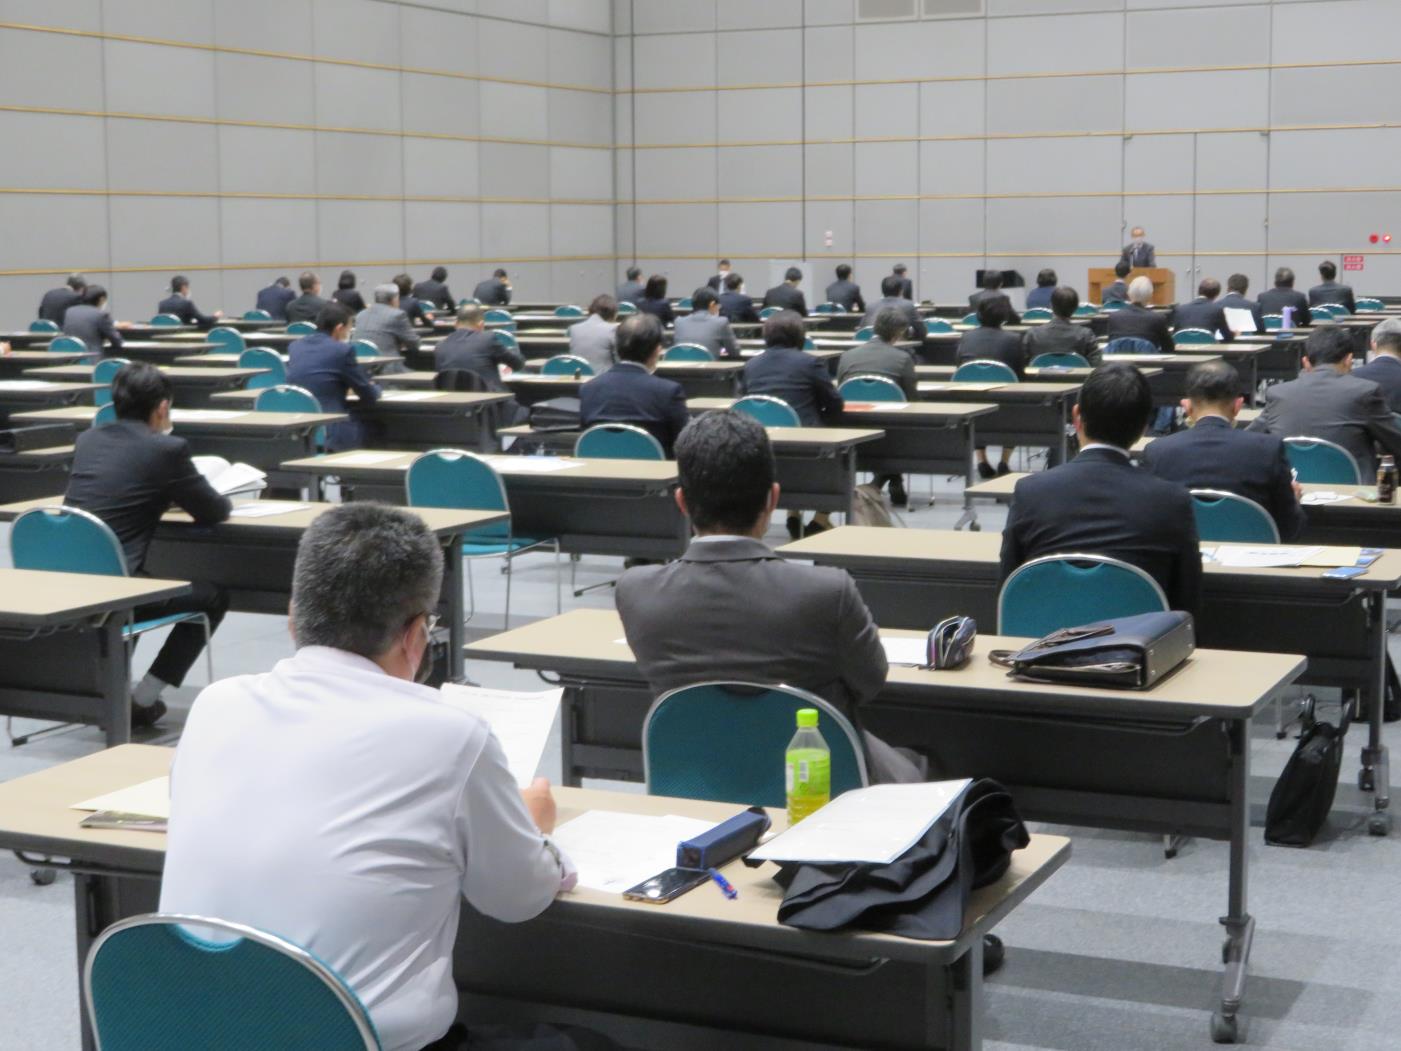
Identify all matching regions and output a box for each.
[990,611,1195,690]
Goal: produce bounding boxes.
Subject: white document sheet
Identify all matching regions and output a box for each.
[748,780,972,865]
[170,409,248,422]
[1212,545,1323,568]
[72,776,171,819]
[0,379,61,390]
[484,456,585,473]
[844,402,909,411]
[330,451,407,466]
[1224,307,1258,334]
[1300,491,1351,506]
[228,501,311,518]
[550,810,716,894]
[191,455,267,496]
[439,685,562,788]
[880,636,928,667]
[379,390,443,402]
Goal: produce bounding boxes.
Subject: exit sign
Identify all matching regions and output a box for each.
[1344,254,1365,271]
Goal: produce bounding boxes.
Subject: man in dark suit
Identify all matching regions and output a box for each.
[472,268,512,307]
[1106,276,1173,354]
[392,273,432,327]
[958,294,1028,478]
[1142,362,1305,540]
[969,270,1017,319]
[1120,226,1156,268]
[1257,267,1312,329]
[579,313,688,455]
[255,276,295,321]
[1218,273,1264,334]
[860,275,922,339]
[1100,260,1131,306]
[62,285,125,355]
[1023,286,1101,365]
[412,266,454,312]
[837,306,917,505]
[64,362,231,727]
[285,271,328,325]
[1169,278,1234,342]
[891,263,913,301]
[717,272,757,324]
[1308,260,1357,314]
[763,267,808,315]
[706,259,732,292]
[1353,318,1401,413]
[1248,326,1401,478]
[157,276,222,329]
[38,273,85,325]
[286,302,381,451]
[434,303,527,425]
[616,408,923,784]
[825,264,866,313]
[617,266,644,305]
[1026,269,1056,310]
[1001,362,1202,613]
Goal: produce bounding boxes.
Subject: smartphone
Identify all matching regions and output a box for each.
[622,867,710,904]
[1323,566,1368,580]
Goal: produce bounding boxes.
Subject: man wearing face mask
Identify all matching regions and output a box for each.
[64,362,232,728]
[160,504,589,1051]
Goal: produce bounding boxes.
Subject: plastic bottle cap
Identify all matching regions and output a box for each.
[796,708,819,728]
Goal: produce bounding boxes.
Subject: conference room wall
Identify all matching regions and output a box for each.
[0,0,616,323]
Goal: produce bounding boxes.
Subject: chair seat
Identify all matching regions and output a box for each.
[461,535,552,556]
[126,612,202,637]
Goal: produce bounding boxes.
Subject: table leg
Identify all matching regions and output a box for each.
[1212,717,1254,1044]
[560,687,579,787]
[1359,592,1392,835]
[98,619,129,748]
[444,539,466,683]
[953,421,980,531]
[945,934,984,1051]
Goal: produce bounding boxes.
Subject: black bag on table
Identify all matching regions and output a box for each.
[0,422,76,454]
[527,397,581,432]
[1265,696,1350,848]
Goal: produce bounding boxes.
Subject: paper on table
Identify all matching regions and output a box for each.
[439,685,562,788]
[0,379,61,390]
[191,455,267,496]
[880,636,928,667]
[229,501,312,518]
[749,780,972,865]
[844,402,909,412]
[1300,546,1365,568]
[918,382,1004,392]
[170,409,248,421]
[379,390,442,402]
[330,451,408,465]
[72,776,171,819]
[484,456,585,473]
[1300,491,1352,506]
[1224,307,1258,334]
[1213,544,1323,568]
[550,810,715,894]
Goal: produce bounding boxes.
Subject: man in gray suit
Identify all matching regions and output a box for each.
[672,287,740,359]
[836,306,917,505]
[353,284,419,369]
[616,267,644,306]
[616,409,924,784]
[61,285,125,355]
[1120,226,1156,268]
[1248,326,1401,478]
[567,294,619,373]
[860,275,923,339]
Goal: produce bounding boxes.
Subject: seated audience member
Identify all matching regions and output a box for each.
[1142,361,1306,540]
[1001,362,1202,613]
[435,303,526,424]
[616,409,924,785]
[970,271,1019,321]
[255,276,295,321]
[353,284,419,368]
[286,302,380,450]
[1022,286,1101,366]
[836,305,917,506]
[1308,260,1356,314]
[159,503,590,1051]
[65,362,231,727]
[636,275,675,327]
[1353,317,1401,412]
[617,266,644,305]
[861,275,923,339]
[1106,275,1173,354]
[763,267,808,316]
[331,269,367,313]
[717,271,758,324]
[1248,326,1401,478]
[38,272,85,325]
[62,285,125,355]
[958,293,1028,478]
[1169,278,1234,342]
[473,268,512,307]
[286,270,328,324]
[413,266,455,312]
[158,275,221,329]
[825,264,866,313]
[1257,267,1312,328]
[393,272,433,327]
[579,313,688,454]
[1026,268,1057,310]
[672,287,740,359]
[706,258,732,292]
[1219,273,1265,334]
[568,294,620,374]
[891,263,913,300]
[1100,260,1131,305]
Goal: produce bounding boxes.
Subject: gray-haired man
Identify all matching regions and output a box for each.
[1353,316,1401,413]
[353,283,419,370]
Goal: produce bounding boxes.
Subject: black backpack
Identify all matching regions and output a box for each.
[1265,696,1350,847]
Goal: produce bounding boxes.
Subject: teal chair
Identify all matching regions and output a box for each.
[255,384,320,414]
[643,682,867,807]
[286,321,316,335]
[1104,336,1158,355]
[1022,307,1053,320]
[351,340,382,360]
[84,914,380,1051]
[1356,298,1384,312]
[405,449,560,627]
[574,423,665,460]
[492,330,519,352]
[732,395,800,427]
[663,343,714,362]
[1101,300,1126,312]
[924,318,954,334]
[29,319,60,333]
[484,308,513,324]
[960,312,980,325]
[92,357,129,407]
[1173,328,1215,345]
[953,359,1018,383]
[1073,304,1098,317]
[542,355,594,376]
[1029,352,1090,369]
[207,327,246,354]
[998,553,1168,637]
[814,302,841,314]
[759,306,782,319]
[150,314,183,326]
[838,374,905,402]
[1283,436,1362,484]
[1325,303,1348,317]
[1262,314,1283,330]
[1190,489,1279,543]
[1309,306,1333,322]
[94,402,117,427]
[238,347,286,390]
[243,309,273,321]
[49,335,89,355]
[554,305,585,318]
[676,297,693,310]
[617,301,638,316]
[803,337,816,350]
[853,326,875,342]
[459,298,480,307]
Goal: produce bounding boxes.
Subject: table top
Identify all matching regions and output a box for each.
[10,405,345,433]
[0,380,102,399]
[2,350,93,366]
[23,365,267,383]
[283,450,679,485]
[916,365,1167,383]
[916,381,1082,400]
[110,341,217,353]
[211,389,512,412]
[0,567,189,625]
[686,395,997,422]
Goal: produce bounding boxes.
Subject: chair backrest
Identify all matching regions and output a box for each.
[853,326,874,342]
[1029,351,1090,369]
[49,335,89,355]
[150,314,183,326]
[93,357,129,384]
[207,327,246,353]
[404,449,510,543]
[553,305,585,318]
[492,329,519,351]
[542,354,594,376]
[286,321,317,335]
[10,505,129,576]
[1283,436,1363,484]
[351,339,381,360]
[1262,314,1283,330]
[94,402,118,427]
[1022,307,1053,320]
[838,374,905,402]
[643,682,868,808]
[953,359,1018,383]
[998,554,1169,637]
[676,297,694,310]
[254,384,320,414]
[1073,304,1098,317]
[84,913,380,1051]
[960,312,980,325]
[243,309,273,321]
[924,318,953,334]
[1190,489,1280,543]
[458,297,480,307]
[814,302,840,314]
[663,343,714,362]
[616,301,638,316]
[758,306,782,319]
[1101,299,1126,311]
[574,423,665,460]
[238,347,287,389]
[1173,328,1215,345]
[802,336,816,350]
[1325,303,1348,317]
[483,308,512,323]
[434,368,489,392]
[732,395,800,427]
[1309,306,1333,321]
[1356,297,1384,311]
[1104,336,1158,355]
[30,319,60,333]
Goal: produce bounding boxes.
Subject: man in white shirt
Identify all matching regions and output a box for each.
[160,503,583,1051]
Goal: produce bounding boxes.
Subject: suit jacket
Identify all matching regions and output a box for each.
[1141,415,1306,541]
[286,331,380,451]
[893,276,914,300]
[1257,286,1312,327]
[1120,241,1157,268]
[956,326,1027,378]
[254,284,295,321]
[1170,297,1233,342]
[398,293,432,327]
[763,283,808,316]
[706,273,727,292]
[1218,291,1264,334]
[567,314,618,373]
[61,304,123,355]
[825,279,866,313]
[1352,354,1401,414]
[1022,316,1101,366]
[579,361,689,454]
[1025,286,1054,310]
[157,293,217,329]
[968,289,1020,324]
[412,278,454,311]
[718,290,758,324]
[1308,281,1356,314]
[860,296,922,340]
[353,302,419,360]
[434,328,524,393]
[285,292,328,325]
[1247,366,1401,478]
[472,278,511,307]
[836,339,917,399]
[1106,302,1174,354]
[616,280,644,305]
[741,345,843,426]
[637,297,675,327]
[673,311,740,359]
[1100,279,1129,305]
[65,419,231,573]
[1000,446,1202,614]
[331,288,367,313]
[38,286,81,325]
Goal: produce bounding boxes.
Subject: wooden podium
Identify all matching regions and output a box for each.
[1088,267,1175,307]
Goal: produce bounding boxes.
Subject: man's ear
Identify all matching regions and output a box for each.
[767,482,781,513]
[674,487,689,518]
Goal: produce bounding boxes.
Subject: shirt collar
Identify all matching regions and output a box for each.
[1191,412,1234,426]
[1078,442,1131,459]
[691,533,752,543]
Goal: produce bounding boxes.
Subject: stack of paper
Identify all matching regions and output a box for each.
[1301,491,1352,506]
[880,636,928,667]
[1208,544,1364,569]
[229,501,311,518]
[72,776,171,819]
[551,810,715,894]
[170,409,247,422]
[439,685,562,787]
[192,455,267,497]
[0,379,60,390]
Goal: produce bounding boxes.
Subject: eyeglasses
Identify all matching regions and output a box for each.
[421,613,440,637]
[926,615,977,671]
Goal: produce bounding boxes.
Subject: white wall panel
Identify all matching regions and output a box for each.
[1123,133,1192,194]
[404,138,481,198]
[477,17,550,81]
[0,195,109,270]
[402,7,482,76]
[634,148,718,200]
[718,89,802,142]
[986,76,1122,134]
[480,82,549,140]
[1126,70,1268,130]
[312,0,399,66]
[633,94,717,146]
[805,144,855,196]
[986,137,1121,195]
[317,199,404,263]
[315,132,404,197]
[109,196,221,268]
[401,74,481,138]
[313,64,402,131]
[919,81,986,138]
[853,83,919,139]
[920,199,985,254]
[404,201,481,262]
[717,0,803,29]
[1271,66,1401,127]
[805,86,853,142]
[805,26,854,82]
[636,204,716,255]
[216,53,318,126]
[987,12,1123,74]
[478,143,551,199]
[550,147,613,199]
[219,126,318,195]
[107,120,219,193]
[0,113,105,189]
[718,146,803,198]
[719,202,801,256]
[212,0,312,52]
[853,200,919,255]
[1126,5,1268,68]
[549,29,614,90]
[920,140,985,196]
[854,142,919,197]
[717,29,802,86]
[220,199,318,266]
[105,41,216,118]
[634,34,716,90]
[549,204,615,255]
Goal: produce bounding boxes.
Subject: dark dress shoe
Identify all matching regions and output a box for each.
[130,700,167,730]
[996,462,1011,476]
[803,520,832,538]
[786,515,803,540]
[977,462,997,480]
[888,478,908,508]
[983,934,1006,976]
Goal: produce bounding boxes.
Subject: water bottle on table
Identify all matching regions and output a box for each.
[785,708,831,825]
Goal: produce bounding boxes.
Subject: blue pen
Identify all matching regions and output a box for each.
[708,868,738,900]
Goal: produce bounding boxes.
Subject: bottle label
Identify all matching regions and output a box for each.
[785,763,793,794]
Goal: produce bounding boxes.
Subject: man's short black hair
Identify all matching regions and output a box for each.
[724,272,743,291]
[1319,260,1337,281]
[1274,267,1295,288]
[1198,278,1221,300]
[112,362,172,421]
[338,270,356,290]
[784,267,802,283]
[299,270,318,292]
[1035,268,1057,288]
[835,264,852,280]
[1114,259,1131,279]
[616,314,662,364]
[976,293,1014,328]
[717,259,730,268]
[1305,325,1353,367]
[66,273,87,291]
[644,275,668,300]
[1050,285,1079,319]
[393,273,412,296]
[982,270,1004,291]
[1185,361,1241,405]
[275,275,291,288]
[873,306,909,344]
[170,275,189,293]
[1226,273,1248,295]
[588,294,618,321]
[1078,363,1153,449]
[82,284,108,306]
[316,301,353,333]
[881,274,903,297]
[431,266,448,282]
[626,266,641,281]
[675,410,775,534]
[692,287,717,311]
[893,263,907,275]
[763,309,805,348]
[493,268,507,279]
